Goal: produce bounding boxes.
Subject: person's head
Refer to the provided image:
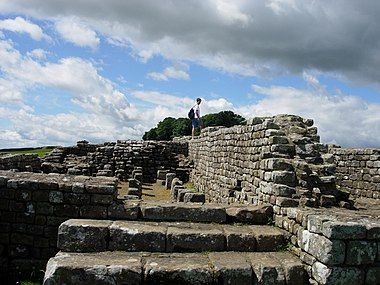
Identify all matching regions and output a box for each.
[196,98,202,105]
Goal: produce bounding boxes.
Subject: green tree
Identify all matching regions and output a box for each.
[142,110,246,141]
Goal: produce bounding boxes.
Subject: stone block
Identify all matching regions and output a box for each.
[48,191,63,203]
[109,221,166,252]
[107,202,139,220]
[44,252,142,285]
[57,219,112,252]
[247,252,286,285]
[63,193,90,205]
[273,252,308,285]
[307,215,332,234]
[298,230,345,265]
[157,170,168,180]
[223,225,256,251]
[171,185,184,201]
[322,221,367,239]
[365,267,380,285]
[226,205,272,224]
[271,171,296,186]
[166,222,224,252]
[144,253,213,284]
[183,192,205,203]
[177,189,193,202]
[312,262,364,285]
[250,225,286,251]
[79,205,107,219]
[208,252,253,284]
[346,241,377,265]
[165,173,176,190]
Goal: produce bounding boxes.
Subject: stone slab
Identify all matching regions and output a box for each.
[226,204,273,224]
[166,222,225,252]
[208,252,252,285]
[57,219,112,252]
[246,252,286,285]
[222,225,257,251]
[144,253,213,284]
[109,221,167,252]
[250,225,286,252]
[43,251,142,285]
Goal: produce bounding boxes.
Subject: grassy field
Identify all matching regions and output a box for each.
[0,147,55,158]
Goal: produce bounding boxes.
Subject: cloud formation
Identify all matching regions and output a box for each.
[55,17,99,48]
[1,1,380,85]
[0,16,50,41]
[147,65,190,81]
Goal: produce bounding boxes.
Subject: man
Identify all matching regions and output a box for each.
[192,98,202,139]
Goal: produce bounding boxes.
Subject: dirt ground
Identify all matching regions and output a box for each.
[117,181,171,201]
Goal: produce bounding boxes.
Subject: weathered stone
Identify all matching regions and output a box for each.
[48,191,63,203]
[44,252,142,285]
[166,222,224,252]
[107,202,139,220]
[109,221,166,252]
[312,262,364,285]
[250,225,286,251]
[346,241,377,265]
[365,267,380,285]
[273,252,307,285]
[183,192,205,203]
[57,219,112,252]
[298,230,345,265]
[144,253,213,284]
[165,173,176,190]
[322,221,367,240]
[140,202,226,223]
[226,205,272,224]
[208,252,252,284]
[223,225,256,251]
[247,252,286,285]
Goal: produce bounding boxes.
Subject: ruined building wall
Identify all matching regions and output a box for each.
[0,171,120,282]
[42,140,188,182]
[0,154,41,172]
[189,115,345,210]
[329,147,380,199]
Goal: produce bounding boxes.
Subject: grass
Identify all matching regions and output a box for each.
[183,181,195,189]
[20,281,41,285]
[0,147,55,158]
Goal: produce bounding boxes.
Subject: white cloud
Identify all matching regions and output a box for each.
[26,48,47,59]
[236,82,380,147]
[147,64,190,81]
[55,17,100,48]
[1,1,379,85]
[0,16,50,41]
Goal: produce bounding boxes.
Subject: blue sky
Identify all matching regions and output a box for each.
[0,0,380,148]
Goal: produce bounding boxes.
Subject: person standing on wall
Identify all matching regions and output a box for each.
[190,98,202,139]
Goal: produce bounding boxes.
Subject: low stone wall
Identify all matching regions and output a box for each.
[0,170,119,282]
[274,207,380,285]
[329,147,380,199]
[42,140,188,182]
[0,154,41,172]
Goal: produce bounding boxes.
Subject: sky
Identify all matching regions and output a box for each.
[0,0,379,148]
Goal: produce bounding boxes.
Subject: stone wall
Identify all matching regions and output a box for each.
[189,115,349,209]
[275,207,380,285]
[0,154,41,172]
[329,147,380,199]
[42,140,188,182]
[0,170,120,282]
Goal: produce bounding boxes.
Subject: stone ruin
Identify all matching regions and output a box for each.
[0,114,379,285]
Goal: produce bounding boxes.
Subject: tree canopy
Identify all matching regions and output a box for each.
[142,110,246,141]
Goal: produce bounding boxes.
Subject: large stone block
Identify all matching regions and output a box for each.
[312,262,364,285]
[107,202,139,220]
[247,252,286,285]
[226,205,272,224]
[322,221,367,240]
[298,230,345,265]
[250,225,286,252]
[44,252,142,285]
[365,267,380,285]
[208,252,253,284]
[58,219,112,252]
[166,222,224,252]
[144,253,213,284]
[109,221,167,252]
[346,241,377,265]
[222,225,256,251]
